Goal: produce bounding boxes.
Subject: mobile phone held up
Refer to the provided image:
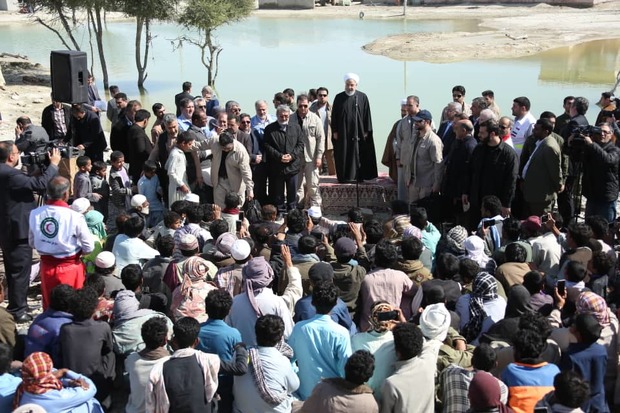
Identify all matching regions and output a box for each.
[557,279,566,296]
[376,310,399,322]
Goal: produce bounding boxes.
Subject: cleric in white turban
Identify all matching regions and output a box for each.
[331,72,378,183]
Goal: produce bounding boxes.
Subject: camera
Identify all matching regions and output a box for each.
[20,141,78,168]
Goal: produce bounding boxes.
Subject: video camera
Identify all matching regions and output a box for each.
[21,141,80,168]
[569,125,603,151]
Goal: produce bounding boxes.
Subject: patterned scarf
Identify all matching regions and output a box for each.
[462,272,498,342]
[180,256,211,299]
[14,352,63,409]
[248,341,294,406]
[576,291,610,326]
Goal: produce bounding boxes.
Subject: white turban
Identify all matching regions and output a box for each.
[343,72,360,84]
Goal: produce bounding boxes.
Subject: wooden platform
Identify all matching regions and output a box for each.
[319,172,397,215]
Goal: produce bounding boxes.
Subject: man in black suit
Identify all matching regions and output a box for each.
[0,141,61,323]
[174,81,193,117]
[41,99,72,143]
[263,105,304,214]
[71,104,107,162]
[437,102,461,157]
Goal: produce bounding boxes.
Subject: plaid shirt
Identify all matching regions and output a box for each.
[439,364,508,413]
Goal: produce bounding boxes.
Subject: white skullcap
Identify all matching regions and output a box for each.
[343,72,360,84]
[131,194,147,208]
[231,239,251,261]
[308,206,322,219]
[70,198,90,214]
[401,98,408,106]
[13,404,47,413]
[184,193,200,203]
[95,251,116,269]
[419,303,451,341]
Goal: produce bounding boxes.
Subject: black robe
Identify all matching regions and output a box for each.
[331,90,378,183]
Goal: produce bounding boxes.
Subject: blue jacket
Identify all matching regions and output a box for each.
[562,342,609,413]
[25,309,73,366]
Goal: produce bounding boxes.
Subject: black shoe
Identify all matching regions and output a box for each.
[14,313,33,323]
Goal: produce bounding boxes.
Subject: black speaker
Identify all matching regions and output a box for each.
[50,50,88,104]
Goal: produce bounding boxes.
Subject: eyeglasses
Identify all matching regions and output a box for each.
[318,94,327,97]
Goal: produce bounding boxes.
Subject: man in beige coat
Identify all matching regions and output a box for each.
[401,109,444,203]
[292,94,325,208]
[208,131,254,208]
[310,87,335,175]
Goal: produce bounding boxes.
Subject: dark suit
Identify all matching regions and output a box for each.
[264,121,304,212]
[558,114,589,223]
[437,121,456,157]
[521,135,562,216]
[41,104,72,142]
[0,162,59,318]
[174,91,193,117]
[126,124,153,183]
[73,111,106,162]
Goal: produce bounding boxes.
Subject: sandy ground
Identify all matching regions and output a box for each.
[2,1,620,130]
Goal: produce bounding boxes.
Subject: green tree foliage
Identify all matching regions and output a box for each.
[177,0,254,87]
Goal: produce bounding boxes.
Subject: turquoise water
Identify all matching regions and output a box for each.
[1,16,618,169]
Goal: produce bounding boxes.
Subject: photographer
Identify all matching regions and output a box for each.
[576,122,620,222]
[0,142,61,323]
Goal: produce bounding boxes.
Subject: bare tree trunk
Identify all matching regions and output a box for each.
[87,11,95,75]
[34,17,73,50]
[135,16,145,89]
[93,6,109,89]
[56,4,81,50]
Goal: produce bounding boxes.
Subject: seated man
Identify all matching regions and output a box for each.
[147,317,248,412]
[233,315,299,413]
[501,328,560,413]
[112,216,159,274]
[289,282,352,400]
[0,343,21,412]
[24,284,75,365]
[125,317,170,413]
[297,350,378,413]
[59,287,115,408]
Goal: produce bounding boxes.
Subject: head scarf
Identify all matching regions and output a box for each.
[464,235,491,268]
[14,352,62,409]
[85,209,107,241]
[369,301,394,333]
[446,225,467,254]
[242,256,274,316]
[391,215,412,238]
[505,284,534,318]
[463,272,498,342]
[468,371,512,412]
[419,303,451,342]
[179,256,211,299]
[403,224,422,240]
[576,291,610,326]
[112,289,153,326]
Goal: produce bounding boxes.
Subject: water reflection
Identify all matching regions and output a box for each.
[527,39,620,85]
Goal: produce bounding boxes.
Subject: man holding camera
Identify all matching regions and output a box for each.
[0,142,61,323]
[578,123,620,222]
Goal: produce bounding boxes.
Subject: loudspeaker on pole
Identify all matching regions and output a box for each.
[50,50,88,104]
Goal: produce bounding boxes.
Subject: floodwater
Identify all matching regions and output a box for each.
[1,15,619,169]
